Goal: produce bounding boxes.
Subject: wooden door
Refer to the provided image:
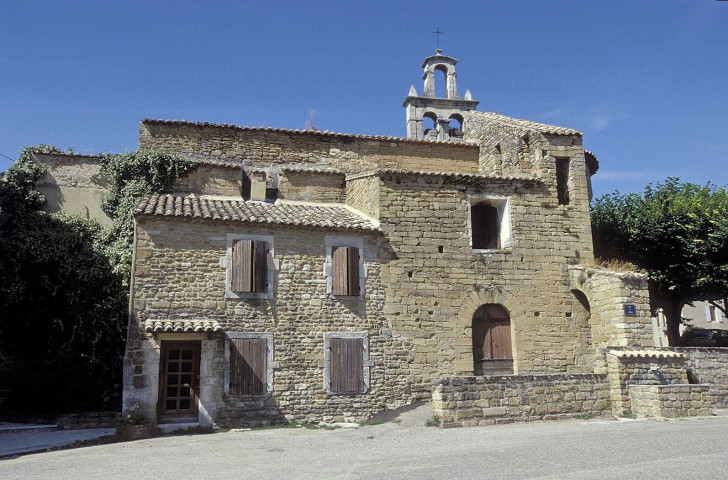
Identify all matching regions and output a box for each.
[472,305,513,375]
[158,341,200,422]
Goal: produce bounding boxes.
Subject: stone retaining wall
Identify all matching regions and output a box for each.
[431,374,610,428]
[673,347,728,408]
[629,384,712,418]
[55,412,121,429]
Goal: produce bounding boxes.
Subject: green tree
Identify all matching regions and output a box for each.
[0,146,195,416]
[591,177,728,345]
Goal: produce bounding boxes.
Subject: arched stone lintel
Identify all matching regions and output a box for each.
[458,287,520,328]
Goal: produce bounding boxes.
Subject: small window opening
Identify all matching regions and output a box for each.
[556,157,570,205]
[438,246,444,253]
[434,65,448,98]
[471,203,500,249]
[534,311,540,317]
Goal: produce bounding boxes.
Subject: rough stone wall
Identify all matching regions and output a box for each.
[277,172,345,203]
[365,172,596,402]
[606,353,688,416]
[138,122,480,174]
[569,266,653,373]
[346,175,380,220]
[33,153,112,226]
[432,374,610,428]
[173,164,242,196]
[55,412,122,429]
[124,217,413,426]
[629,384,712,418]
[673,347,728,407]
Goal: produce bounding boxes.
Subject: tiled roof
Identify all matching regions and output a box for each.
[144,319,223,333]
[584,150,600,174]
[133,194,379,231]
[347,168,540,183]
[279,165,345,175]
[470,111,581,136]
[608,349,686,359]
[142,118,477,146]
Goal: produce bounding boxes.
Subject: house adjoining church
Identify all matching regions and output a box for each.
[35,50,725,428]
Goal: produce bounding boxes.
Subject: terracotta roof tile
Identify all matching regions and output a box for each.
[470,111,581,136]
[141,118,478,147]
[133,194,379,231]
[346,168,540,183]
[144,319,223,333]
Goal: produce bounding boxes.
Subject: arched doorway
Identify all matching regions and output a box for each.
[472,304,513,375]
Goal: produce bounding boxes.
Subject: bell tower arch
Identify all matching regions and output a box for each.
[403,49,479,141]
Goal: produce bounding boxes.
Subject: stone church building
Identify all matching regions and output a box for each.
[32,50,727,428]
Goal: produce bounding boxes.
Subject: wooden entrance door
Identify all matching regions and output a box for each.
[472,304,513,375]
[158,341,200,422]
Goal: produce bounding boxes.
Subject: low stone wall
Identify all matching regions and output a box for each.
[629,384,712,418]
[606,350,688,416]
[673,347,728,408]
[431,374,610,428]
[56,412,122,429]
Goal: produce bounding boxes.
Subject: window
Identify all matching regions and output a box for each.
[471,204,499,249]
[321,332,372,394]
[223,234,275,299]
[706,304,723,323]
[332,246,360,296]
[225,333,276,396]
[324,235,366,297]
[231,239,268,293]
[468,195,513,251]
[555,157,570,205]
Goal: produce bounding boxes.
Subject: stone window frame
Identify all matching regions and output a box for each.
[467,194,513,252]
[318,332,373,395]
[223,332,279,397]
[323,235,367,298]
[221,233,276,300]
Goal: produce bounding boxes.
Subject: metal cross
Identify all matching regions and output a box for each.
[433,28,443,49]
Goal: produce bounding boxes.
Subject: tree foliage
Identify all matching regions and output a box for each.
[0,146,196,416]
[591,178,728,342]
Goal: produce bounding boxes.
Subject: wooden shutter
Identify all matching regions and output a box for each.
[471,204,499,249]
[556,157,570,205]
[332,246,360,296]
[329,337,364,393]
[231,240,253,293]
[230,337,267,395]
[252,241,268,293]
[346,248,360,296]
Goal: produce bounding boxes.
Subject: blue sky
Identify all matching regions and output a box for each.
[1,1,726,198]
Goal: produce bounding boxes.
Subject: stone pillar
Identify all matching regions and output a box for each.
[423,70,435,97]
[447,72,459,99]
[437,118,450,141]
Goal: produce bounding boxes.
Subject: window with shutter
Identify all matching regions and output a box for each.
[332,246,360,296]
[229,337,268,395]
[329,337,364,394]
[231,239,268,293]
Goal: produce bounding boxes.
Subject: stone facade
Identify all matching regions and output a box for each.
[674,347,728,408]
[432,374,610,428]
[629,384,712,418]
[33,152,111,226]
[20,51,712,427]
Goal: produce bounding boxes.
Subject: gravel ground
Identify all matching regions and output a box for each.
[2,414,728,479]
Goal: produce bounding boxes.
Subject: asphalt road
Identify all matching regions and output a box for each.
[2,416,728,479]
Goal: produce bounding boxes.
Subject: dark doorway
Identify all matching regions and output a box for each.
[472,304,513,375]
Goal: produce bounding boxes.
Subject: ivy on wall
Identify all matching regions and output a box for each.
[0,145,196,416]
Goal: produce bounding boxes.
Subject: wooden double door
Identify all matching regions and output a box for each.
[158,341,200,423]
[472,304,513,375]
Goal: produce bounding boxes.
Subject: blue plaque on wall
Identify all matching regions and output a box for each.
[623,304,637,316]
